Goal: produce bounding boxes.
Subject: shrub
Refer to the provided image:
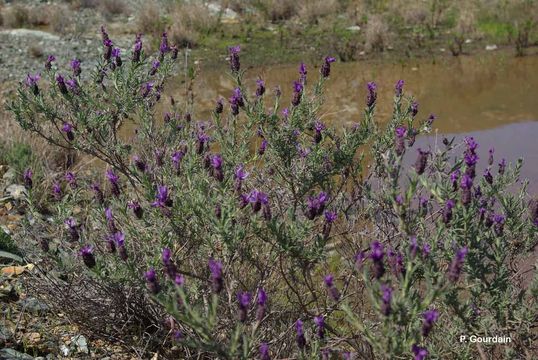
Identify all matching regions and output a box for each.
[168,2,219,48]
[255,0,298,22]
[8,27,538,359]
[365,14,390,52]
[2,4,29,28]
[99,0,128,19]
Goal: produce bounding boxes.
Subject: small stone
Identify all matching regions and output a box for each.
[19,298,49,314]
[465,38,472,44]
[71,335,89,354]
[0,348,34,360]
[5,185,27,201]
[60,344,71,356]
[485,44,498,51]
[346,25,361,32]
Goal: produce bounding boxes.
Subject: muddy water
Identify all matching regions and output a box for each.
[158,52,538,190]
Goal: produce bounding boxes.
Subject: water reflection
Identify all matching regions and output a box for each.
[405,122,538,194]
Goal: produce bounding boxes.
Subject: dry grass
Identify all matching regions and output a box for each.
[168,2,219,48]
[137,0,164,39]
[99,0,129,20]
[2,4,30,28]
[261,0,299,22]
[365,14,390,52]
[297,0,339,25]
[49,5,74,35]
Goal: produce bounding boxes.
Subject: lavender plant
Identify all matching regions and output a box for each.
[8,27,538,359]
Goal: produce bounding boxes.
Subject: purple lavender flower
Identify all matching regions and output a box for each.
[395,79,404,97]
[79,245,95,268]
[366,82,377,108]
[395,127,406,156]
[442,199,456,225]
[323,210,337,238]
[380,284,392,316]
[141,82,153,98]
[65,172,77,189]
[237,292,251,323]
[196,132,210,154]
[422,243,431,257]
[295,319,306,349]
[483,168,493,185]
[25,73,41,95]
[154,148,165,167]
[414,148,430,175]
[320,56,336,78]
[410,101,419,117]
[412,345,428,360]
[370,241,385,279]
[229,45,241,73]
[324,274,340,301]
[248,189,269,213]
[23,169,33,190]
[291,81,303,107]
[256,288,267,322]
[498,158,506,175]
[66,78,80,95]
[152,185,172,208]
[215,98,224,114]
[259,343,271,360]
[111,47,122,67]
[171,150,185,173]
[71,59,81,77]
[488,147,494,166]
[305,191,329,220]
[229,87,244,115]
[234,164,249,193]
[65,217,79,241]
[493,214,505,236]
[61,121,74,141]
[314,315,325,339]
[209,258,224,293]
[422,309,439,337]
[175,274,185,286]
[52,182,62,200]
[116,232,128,261]
[127,200,143,219]
[56,74,67,95]
[450,170,460,191]
[132,34,142,62]
[132,155,147,173]
[45,55,55,70]
[313,121,326,144]
[159,32,170,55]
[299,62,307,83]
[448,247,468,282]
[258,138,268,155]
[145,268,160,294]
[256,78,265,97]
[106,168,120,197]
[210,154,224,182]
[103,39,113,61]
[162,247,178,278]
[104,207,116,232]
[150,59,160,75]
[460,174,473,206]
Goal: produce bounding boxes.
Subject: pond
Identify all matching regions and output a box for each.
[162,52,538,191]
